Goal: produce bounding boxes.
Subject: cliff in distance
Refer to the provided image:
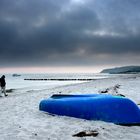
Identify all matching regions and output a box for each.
[101,66,140,74]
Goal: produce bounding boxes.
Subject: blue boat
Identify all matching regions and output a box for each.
[39,94,140,125]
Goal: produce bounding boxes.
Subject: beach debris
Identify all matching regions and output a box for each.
[72,130,99,137]
[99,84,121,95]
[99,84,126,97]
[27,90,35,93]
[19,125,21,128]
[100,88,109,93]
[32,133,38,136]
[117,94,125,97]
[101,127,105,130]
[6,89,15,93]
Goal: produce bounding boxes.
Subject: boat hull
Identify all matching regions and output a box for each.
[39,94,140,125]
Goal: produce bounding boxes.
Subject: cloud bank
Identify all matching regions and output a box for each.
[0,0,140,68]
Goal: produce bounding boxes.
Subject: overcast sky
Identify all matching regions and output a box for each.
[0,0,140,73]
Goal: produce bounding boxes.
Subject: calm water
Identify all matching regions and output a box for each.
[3,73,114,89]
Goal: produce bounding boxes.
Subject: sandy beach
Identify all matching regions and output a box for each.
[0,74,140,140]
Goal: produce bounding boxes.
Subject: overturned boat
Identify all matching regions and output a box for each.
[39,94,140,125]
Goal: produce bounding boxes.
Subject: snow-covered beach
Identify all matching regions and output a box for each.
[0,73,140,140]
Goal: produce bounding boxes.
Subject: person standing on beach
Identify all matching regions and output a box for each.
[0,75,8,97]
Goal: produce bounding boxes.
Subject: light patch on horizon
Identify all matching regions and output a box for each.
[85,30,127,37]
[71,0,86,4]
[0,66,104,74]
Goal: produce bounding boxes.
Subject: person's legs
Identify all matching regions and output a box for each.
[0,87,3,97]
[1,86,7,96]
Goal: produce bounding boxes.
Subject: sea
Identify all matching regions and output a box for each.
[3,73,116,90]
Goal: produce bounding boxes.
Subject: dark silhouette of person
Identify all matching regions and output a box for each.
[0,75,8,97]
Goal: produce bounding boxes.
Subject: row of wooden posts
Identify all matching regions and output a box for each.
[24,78,95,81]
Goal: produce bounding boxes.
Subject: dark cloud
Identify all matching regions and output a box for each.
[0,0,140,68]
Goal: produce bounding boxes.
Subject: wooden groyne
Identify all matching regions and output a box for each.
[24,78,95,81]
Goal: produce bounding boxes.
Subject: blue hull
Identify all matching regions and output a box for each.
[39,94,140,125]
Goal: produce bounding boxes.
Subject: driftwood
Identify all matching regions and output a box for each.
[73,130,99,137]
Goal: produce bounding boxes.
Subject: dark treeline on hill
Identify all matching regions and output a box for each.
[101,66,140,74]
